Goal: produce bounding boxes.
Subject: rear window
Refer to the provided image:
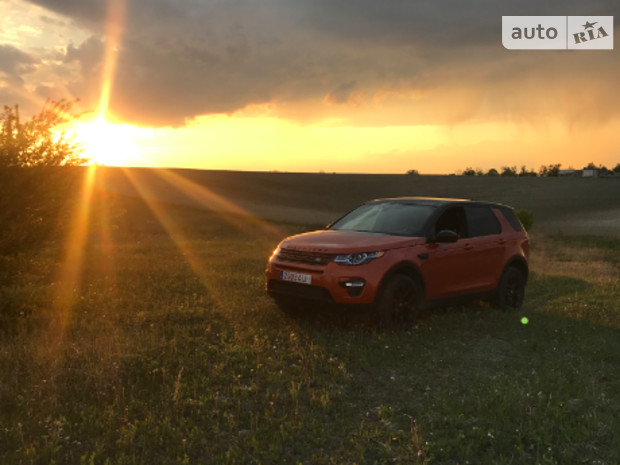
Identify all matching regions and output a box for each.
[465,205,501,237]
[330,202,435,236]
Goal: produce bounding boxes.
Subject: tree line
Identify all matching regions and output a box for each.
[407,163,620,177]
[457,163,619,177]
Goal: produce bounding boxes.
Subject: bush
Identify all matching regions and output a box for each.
[0,100,87,255]
[516,209,534,232]
[0,166,84,255]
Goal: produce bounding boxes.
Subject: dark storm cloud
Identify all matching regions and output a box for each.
[23,0,620,126]
[64,36,104,73]
[0,46,40,115]
[28,0,106,25]
[0,45,37,84]
[295,0,620,47]
[325,81,358,105]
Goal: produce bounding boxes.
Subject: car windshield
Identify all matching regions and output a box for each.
[329,202,435,236]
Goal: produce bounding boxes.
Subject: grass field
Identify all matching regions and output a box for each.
[1,181,619,465]
[98,167,620,236]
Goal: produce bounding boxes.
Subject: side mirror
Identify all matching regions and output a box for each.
[434,229,459,243]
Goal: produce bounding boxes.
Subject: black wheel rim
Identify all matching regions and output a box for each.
[505,275,524,308]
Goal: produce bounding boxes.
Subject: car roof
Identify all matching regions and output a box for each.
[367,197,510,208]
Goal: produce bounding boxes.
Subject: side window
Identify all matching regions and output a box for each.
[466,206,501,237]
[498,206,524,232]
[434,206,467,238]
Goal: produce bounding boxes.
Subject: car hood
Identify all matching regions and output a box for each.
[279,229,425,253]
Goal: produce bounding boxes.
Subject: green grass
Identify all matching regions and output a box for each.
[100,167,620,235]
[545,233,620,253]
[1,200,619,464]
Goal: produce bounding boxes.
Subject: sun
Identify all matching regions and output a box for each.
[74,118,140,166]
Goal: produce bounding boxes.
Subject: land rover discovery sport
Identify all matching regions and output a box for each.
[266,197,529,328]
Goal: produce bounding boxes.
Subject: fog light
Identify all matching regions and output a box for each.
[339,278,366,297]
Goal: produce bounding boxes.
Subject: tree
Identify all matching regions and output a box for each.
[486,168,499,176]
[0,100,88,255]
[406,169,419,175]
[547,163,561,177]
[500,166,517,176]
[539,163,561,177]
[538,165,548,177]
[518,165,537,177]
[1,100,86,167]
[613,163,620,173]
[462,167,476,176]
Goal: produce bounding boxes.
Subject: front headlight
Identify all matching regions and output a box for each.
[333,251,384,266]
[268,246,281,261]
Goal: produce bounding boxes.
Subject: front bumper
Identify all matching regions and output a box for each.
[265,258,384,305]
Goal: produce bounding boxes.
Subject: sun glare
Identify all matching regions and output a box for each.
[75,118,139,166]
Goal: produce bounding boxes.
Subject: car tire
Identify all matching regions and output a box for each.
[495,267,526,309]
[374,275,420,330]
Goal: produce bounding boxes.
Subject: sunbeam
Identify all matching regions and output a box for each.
[47,165,98,367]
[91,167,118,282]
[121,167,228,308]
[98,0,128,120]
[152,168,285,240]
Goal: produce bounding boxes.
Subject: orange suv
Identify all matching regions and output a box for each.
[266,197,529,328]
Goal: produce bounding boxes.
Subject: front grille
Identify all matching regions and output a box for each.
[277,248,333,266]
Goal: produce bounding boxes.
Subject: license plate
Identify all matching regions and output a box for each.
[280,270,312,285]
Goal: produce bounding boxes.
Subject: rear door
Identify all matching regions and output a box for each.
[421,204,506,299]
[462,205,505,290]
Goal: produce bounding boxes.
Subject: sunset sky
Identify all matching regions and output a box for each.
[1,0,619,174]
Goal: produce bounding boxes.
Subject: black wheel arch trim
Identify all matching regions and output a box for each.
[375,261,426,304]
[501,256,529,283]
